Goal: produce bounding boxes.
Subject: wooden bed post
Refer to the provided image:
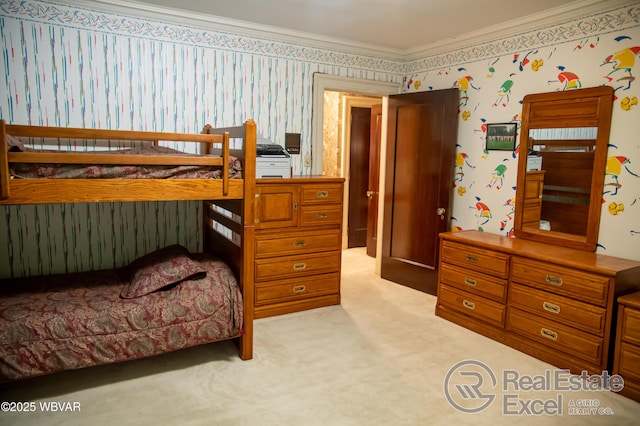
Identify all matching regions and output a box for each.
[243,120,257,225]
[201,119,257,360]
[240,119,257,360]
[222,132,230,196]
[0,120,9,200]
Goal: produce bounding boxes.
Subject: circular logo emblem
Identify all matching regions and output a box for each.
[444,360,497,413]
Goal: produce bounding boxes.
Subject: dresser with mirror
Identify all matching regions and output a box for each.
[514,86,613,251]
[435,86,640,377]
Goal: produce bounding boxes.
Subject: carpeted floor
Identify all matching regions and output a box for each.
[1,248,639,425]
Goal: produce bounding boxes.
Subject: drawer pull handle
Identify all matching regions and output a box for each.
[293,263,307,271]
[465,254,478,263]
[316,191,329,198]
[540,328,558,341]
[543,301,561,314]
[545,275,563,286]
[464,278,477,287]
[294,240,306,247]
[463,300,476,310]
[293,285,306,293]
[316,212,328,219]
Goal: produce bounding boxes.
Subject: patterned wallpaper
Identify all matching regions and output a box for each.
[0,0,403,278]
[402,2,640,260]
[1,0,639,278]
[1,201,202,277]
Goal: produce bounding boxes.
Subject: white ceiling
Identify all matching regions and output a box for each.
[90,0,626,54]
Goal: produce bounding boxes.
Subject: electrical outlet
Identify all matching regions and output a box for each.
[303,155,311,167]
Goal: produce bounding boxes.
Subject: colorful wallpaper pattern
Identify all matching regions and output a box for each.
[1,1,639,278]
[403,5,640,260]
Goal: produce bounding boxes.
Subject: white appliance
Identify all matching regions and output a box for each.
[256,143,291,178]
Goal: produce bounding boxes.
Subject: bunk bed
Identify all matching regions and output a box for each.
[0,119,256,381]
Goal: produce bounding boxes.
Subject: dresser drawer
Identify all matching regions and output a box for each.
[438,284,506,328]
[617,341,640,383]
[620,305,640,346]
[510,258,609,307]
[507,308,603,365]
[440,241,509,278]
[255,252,340,281]
[439,263,507,303]
[300,204,342,227]
[300,183,343,205]
[255,273,340,306]
[509,282,606,336]
[255,229,341,258]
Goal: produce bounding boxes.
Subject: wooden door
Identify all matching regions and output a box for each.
[366,104,382,257]
[347,107,372,248]
[381,89,459,295]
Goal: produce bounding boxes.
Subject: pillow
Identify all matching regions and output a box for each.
[6,135,27,152]
[120,245,206,299]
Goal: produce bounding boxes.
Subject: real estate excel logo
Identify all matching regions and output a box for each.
[444,359,624,417]
[444,360,497,413]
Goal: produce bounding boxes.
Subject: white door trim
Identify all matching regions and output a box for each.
[311,74,401,175]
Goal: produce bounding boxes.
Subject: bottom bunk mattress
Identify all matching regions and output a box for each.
[0,247,243,381]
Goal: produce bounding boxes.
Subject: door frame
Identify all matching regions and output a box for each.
[311,74,400,174]
[341,95,381,250]
[367,103,383,258]
[311,74,400,272]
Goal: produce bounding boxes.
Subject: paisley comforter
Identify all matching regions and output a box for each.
[8,143,242,180]
[0,254,243,381]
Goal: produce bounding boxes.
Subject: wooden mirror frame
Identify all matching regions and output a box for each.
[514,86,614,251]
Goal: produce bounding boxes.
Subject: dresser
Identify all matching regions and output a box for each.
[253,177,344,318]
[613,291,640,402]
[435,230,640,375]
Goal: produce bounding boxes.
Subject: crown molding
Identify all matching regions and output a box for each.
[62,0,407,61]
[40,0,640,65]
[403,0,638,61]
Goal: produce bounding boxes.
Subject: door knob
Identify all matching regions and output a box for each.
[366,190,374,198]
[436,207,446,219]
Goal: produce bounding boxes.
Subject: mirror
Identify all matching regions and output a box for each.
[514,86,614,251]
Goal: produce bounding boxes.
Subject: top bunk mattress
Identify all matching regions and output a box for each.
[8,141,242,180]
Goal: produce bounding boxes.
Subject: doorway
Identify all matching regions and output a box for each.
[312,76,460,296]
[321,93,381,251]
[311,74,401,174]
[310,74,401,272]
[347,105,372,248]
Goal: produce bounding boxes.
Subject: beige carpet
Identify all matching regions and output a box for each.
[1,248,639,425]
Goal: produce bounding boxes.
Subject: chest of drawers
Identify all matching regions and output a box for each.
[254,177,344,318]
[436,230,640,375]
[613,291,640,402]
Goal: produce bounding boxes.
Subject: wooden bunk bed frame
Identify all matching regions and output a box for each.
[0,119,256,362]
